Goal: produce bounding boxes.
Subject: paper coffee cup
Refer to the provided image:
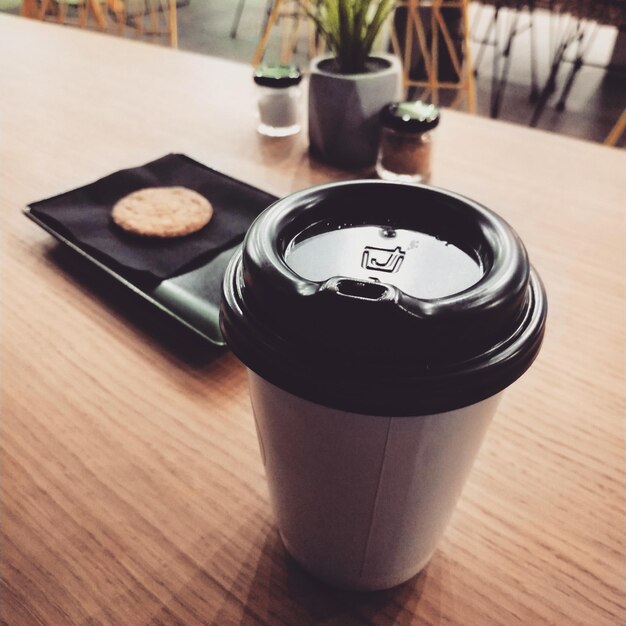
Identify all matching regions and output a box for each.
[220,181,547,590]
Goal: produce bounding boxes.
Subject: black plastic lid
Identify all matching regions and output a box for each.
[220,180,547,416]
[253,64,302,88]
[380,101,440,133]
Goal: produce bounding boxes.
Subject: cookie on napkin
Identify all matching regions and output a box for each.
[112,186,213,238]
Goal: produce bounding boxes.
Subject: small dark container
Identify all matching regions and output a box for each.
[376,101,440,183]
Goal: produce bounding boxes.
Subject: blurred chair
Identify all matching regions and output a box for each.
[231,0,273,39]
[120,0,178,47]
[30,0,178,47]
[251,0,319,66]
[391,0,476,111]
[471,1,538,118]
[36,0,108,29]
[527,1,625,127]
[605,108,626,146]
[472,1,626,123]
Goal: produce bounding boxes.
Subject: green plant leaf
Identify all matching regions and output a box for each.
[304,0,396,73]
[362,0,395,54]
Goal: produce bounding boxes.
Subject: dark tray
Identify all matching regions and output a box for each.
[24,165,278,347]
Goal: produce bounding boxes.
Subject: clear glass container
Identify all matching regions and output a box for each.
[376,101,440,184]
[254,65,302,137]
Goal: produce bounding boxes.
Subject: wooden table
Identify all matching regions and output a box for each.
[1,14,624,625]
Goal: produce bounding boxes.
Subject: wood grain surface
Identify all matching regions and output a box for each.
[1,14,624,625]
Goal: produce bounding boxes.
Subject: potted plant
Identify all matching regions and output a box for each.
[306,0,403,169]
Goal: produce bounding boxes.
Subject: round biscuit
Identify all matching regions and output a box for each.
[111,186,213,238]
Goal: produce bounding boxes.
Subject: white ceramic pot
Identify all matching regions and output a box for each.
[308,53,403,169]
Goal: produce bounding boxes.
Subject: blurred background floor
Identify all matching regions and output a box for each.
[4,0,625,146]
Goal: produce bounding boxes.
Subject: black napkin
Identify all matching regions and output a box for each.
[28,154,277,288]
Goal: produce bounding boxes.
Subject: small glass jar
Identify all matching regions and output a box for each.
[253,65,302,137]
[376,101,440,184]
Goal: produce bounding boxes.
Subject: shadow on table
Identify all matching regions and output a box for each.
[211,529,448,625]
[46,244,227,367]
